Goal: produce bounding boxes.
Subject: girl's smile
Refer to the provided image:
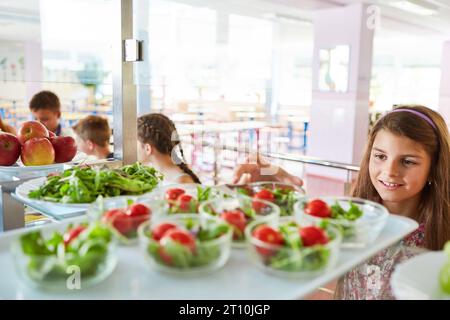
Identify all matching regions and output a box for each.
[378,180,405,191]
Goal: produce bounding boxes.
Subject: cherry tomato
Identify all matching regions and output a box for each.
[177,194,197,212]
[63,225,87,247]
[299,226,329,247]
[158,247,173,265]
[254,189,275,202]
[151,223,178,241]
[160,228,196,252]
[127,203,151,228]
[220,210,247,240]
[165,188,185,201]
[127,203,151,217]
[304,199,332,218]
[252,224,284,256]
[102,208,133,235]
[252,189,275,213]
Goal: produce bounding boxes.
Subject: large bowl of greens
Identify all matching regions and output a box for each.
[11,221,117,290]
[138,214,232,275]
[294,197,389,249]
[245,217,341,278]
[16,162,163,208]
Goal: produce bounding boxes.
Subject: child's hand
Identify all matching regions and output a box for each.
[232,154,303,187]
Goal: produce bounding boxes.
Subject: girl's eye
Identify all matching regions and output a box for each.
[373,153,386,160]
[402,159,417,166]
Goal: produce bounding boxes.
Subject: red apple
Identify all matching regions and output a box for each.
[0,132,21,166]
[21,137,55,166]
[51,136,77,163]
[17,121,49,145]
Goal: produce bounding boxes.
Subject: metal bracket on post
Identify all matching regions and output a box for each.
[124,39,143,62]
[0,180,26,232]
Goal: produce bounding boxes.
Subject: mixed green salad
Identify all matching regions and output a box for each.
[439,241,450,295]
[28,162,163,204]
[201,198,277,242]
[143,217,231,269]
[101,201,152,240]
[250,220,335,272]
[164,186,218,214]
[17,222,114,283]
[303,199,363,239]
[229,184,300,216]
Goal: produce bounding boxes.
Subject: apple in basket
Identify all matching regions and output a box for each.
[50,136,77,163]
[17,121,49,145]
[0,132,21,166]
[21,137,55,166]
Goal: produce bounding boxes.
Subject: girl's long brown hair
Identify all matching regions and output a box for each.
[353,105,450,250]
[137,113,201,184]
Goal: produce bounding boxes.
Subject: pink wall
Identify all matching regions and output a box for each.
[307,3,373,180]
[439,41,450,125]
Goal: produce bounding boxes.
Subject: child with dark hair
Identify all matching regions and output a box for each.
[137,113,201,184]
[29,90,70,136]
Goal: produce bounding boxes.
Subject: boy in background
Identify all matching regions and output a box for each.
[72,115,113,159]
[29,90,71,136]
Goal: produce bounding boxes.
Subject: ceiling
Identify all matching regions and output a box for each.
[0,0,449,43]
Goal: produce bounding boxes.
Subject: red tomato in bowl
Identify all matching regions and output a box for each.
[177,194,197,212]
[299,226,329,247]
[151,223,178,241]
[304,199,332,218]
[126,203,151,228]
[103,208,133,235]
[165,188,185,201]
[160,228,196,252]
[252,189,275,213]
[220,209,247,239]
[252,225,284,256]
[63,225,87,247]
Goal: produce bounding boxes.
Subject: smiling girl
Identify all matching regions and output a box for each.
[335,105,450,299]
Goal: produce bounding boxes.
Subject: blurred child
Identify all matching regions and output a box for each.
[137,113,200,184]
[29,90,70,136]
[72,115,113,159]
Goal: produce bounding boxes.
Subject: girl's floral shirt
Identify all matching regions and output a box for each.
[335,223,426,300]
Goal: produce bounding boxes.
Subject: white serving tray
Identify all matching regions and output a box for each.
[391,251,450,300]
[0,214,418,299]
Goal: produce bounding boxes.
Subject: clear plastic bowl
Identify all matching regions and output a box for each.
[245,217,341,278]
[224,182,304,216]
[11,221,117,291]
[87,196,167,245]
[199,196,280,248]
[149,183,235,216]
[294,196,389,249]
[138,214,233,276]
